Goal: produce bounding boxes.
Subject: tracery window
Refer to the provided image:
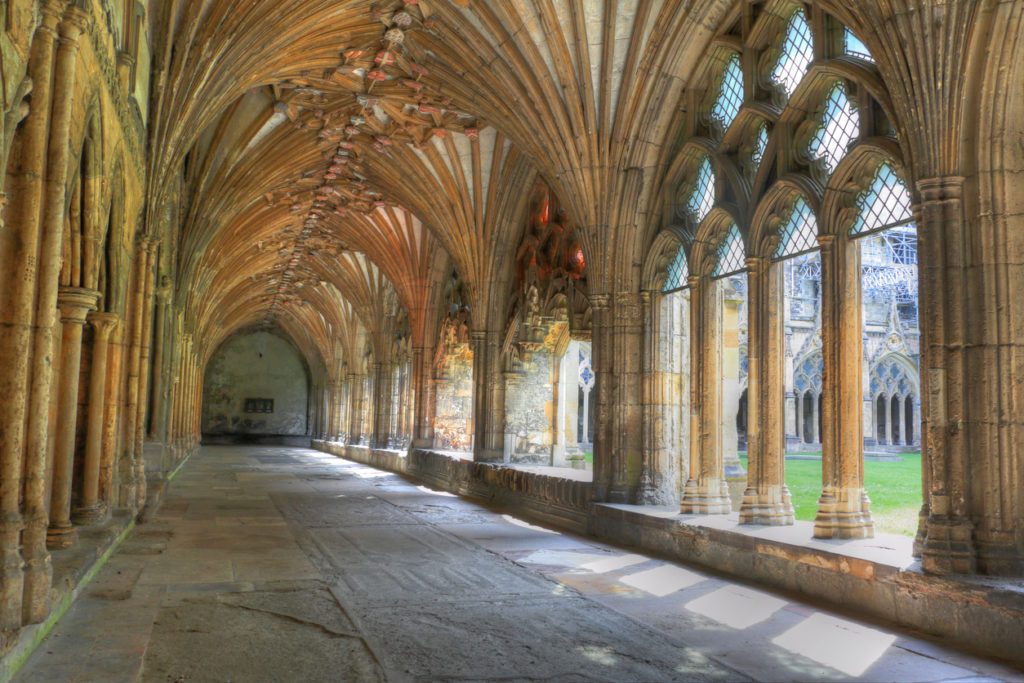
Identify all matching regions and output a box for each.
[844,27,874,62]
[711,53,744,131]
[770,9,814,99]
[713,225,746,278]
[664,245,690,293]
[809,83,859,175]
[851,163,914,236]
[751,123,769,170]
[687,157,716,224]
[774,197,818,260]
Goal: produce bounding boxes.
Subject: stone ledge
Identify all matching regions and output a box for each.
[588,503,1024,666]
[0,513,135,680]
[313,441,591,533]
[312,439,1024,667]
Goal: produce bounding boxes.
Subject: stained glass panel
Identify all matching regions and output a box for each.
[770,9,814,99]
[809,83,858,175]
[711,53,743,130]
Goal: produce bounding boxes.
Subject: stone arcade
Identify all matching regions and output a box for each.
[1,0,1024,679]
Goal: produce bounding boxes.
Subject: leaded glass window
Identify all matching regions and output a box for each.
[844,27,874,62]
[713,224,746,278]
[711,53,743,130]
[687,157,716,223]
[751,123,769,169]
[851,163,913,235]
[663,245,690,292]
[809,83,858,175]
[774,197,818,260]
[770,9,814,99]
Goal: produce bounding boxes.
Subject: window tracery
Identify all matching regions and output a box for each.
[686,157,716,224]
[711,53,744,131]
[713,224,746,278]
[663,245,690,293]
[769,9,814,100]
[774,197,818,260]
[808,83,858,175]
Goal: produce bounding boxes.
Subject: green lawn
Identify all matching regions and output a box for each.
[740,454,923,536]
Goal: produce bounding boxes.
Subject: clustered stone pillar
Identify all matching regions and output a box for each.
[739,257,794,525]
[347,373,364,445]
[608,292,643,503]
[411,346,432,448]
[47,287,101,548]
[916,176,976,573]
[680,276,732,514]
[372,362,391,448]
[814,233,873,539]
[0,0,64,631]
[73,312,119,524]
[589,294,611,501]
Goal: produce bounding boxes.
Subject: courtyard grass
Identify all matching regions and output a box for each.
[739,454,922,536]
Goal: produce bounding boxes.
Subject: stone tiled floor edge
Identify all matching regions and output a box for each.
[0,519,135,683]
[311,439,1024,670]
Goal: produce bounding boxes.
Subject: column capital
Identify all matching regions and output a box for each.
[57,286,100,324]
[590,293,610,310]
[744,256,768,273]
[816,234,837,250]
[86,311,119,339]
[915,176,965,203]
[59,5,90,38]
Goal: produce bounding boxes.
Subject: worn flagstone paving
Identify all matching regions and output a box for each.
[15,446,1023,682]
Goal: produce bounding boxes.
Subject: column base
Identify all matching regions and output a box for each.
[912,504,929,558]
[607,485,630,504]
[71,503,108,525]
[738,485,795,525]
[679,478,732,514]
[46,522,79,549]
[475,448,504,464]
[921,516,976,575]
[813,487,874,539]
[20,521,51,625]
[0,514,25,629]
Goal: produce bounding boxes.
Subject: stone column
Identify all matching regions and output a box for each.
[148,277,170,440]
[0,0,65,630]
[476,328,506,463]
[638,290,663,503]
[680,276,731,514]
[589,294,611,501]
[916,177,977,572]
[133,242,157,508]
[740,258,794,525]
[814,234,873,539]
[795,394,804,444]
[47,287,101,548]
[608,292,643,503]
[347,374,364,445]
[411,346,432,447]
[372,363,391,449]
[72,312,118,524]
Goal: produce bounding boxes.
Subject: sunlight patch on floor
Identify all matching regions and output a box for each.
[501,514,560,534]
[685,585,787,629]
[771,612,897,677]
[578,554,648,574]
[620,564,705,597]
[416,485,457,497]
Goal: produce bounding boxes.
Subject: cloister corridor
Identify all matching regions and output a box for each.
[13,446,1019,683]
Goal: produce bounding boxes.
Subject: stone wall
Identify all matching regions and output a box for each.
[202,331,310,436]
